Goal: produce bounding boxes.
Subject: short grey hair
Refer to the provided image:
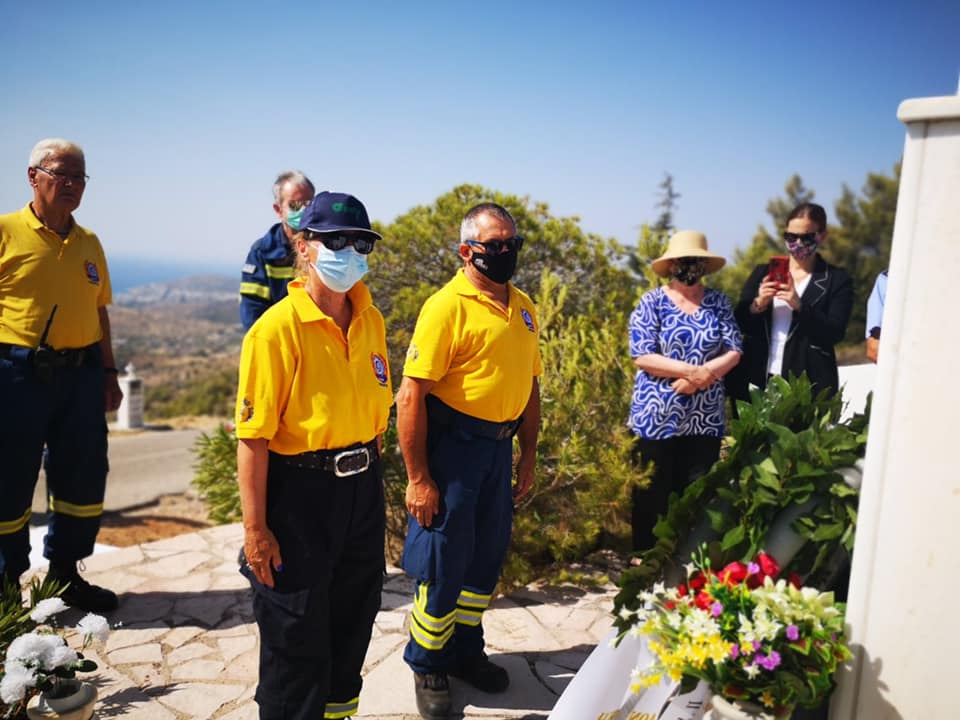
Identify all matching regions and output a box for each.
[460,203,516,243]
[272,170,315,204]
[29,138,84,168]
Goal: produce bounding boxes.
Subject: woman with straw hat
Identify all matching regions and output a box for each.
[628,230,742,553]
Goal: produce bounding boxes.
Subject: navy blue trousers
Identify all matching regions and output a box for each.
[0,345,107,581]
[241,452,385,720]
[401,419,514,674]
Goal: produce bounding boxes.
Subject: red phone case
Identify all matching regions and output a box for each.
[768,256,790,284]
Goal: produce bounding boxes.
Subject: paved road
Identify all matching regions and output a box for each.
[31,428,206,514]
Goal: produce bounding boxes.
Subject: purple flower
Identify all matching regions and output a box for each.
[753,640,762,650]
[730,644,740,659]
[786,625,800,641]
[711,602,723,617]
[757,650,782,671]
[747,562,760,575]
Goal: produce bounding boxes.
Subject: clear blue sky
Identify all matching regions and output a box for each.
[1,0,957,269]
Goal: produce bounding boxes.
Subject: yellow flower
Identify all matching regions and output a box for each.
[760,690,776,708]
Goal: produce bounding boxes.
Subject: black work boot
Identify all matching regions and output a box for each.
[47,562,118,613]
[413,671,451,720]
[448,652,509,693]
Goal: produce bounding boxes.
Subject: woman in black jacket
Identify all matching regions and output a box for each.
[730,202,853,401]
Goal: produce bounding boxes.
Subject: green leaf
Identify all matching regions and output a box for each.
[721,525,746,551]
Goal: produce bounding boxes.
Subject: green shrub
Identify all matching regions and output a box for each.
[191,424,241,524]
[615,375,868,625]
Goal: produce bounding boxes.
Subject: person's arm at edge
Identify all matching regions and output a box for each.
[396,375,440,528]
[514,377,540,501]
[238,437,282,587]
[97,305,124,412]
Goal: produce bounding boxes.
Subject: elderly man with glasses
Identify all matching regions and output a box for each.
[0,138,123,612]
[397,203,542,720]
[239,170,316,331]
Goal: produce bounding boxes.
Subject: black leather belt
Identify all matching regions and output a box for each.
[276,439,380,476]
[426,395,522,441]
[0,343,96,368]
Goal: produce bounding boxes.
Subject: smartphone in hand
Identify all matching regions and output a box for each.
[767,255,790,284]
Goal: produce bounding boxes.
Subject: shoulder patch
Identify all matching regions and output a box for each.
[84,260,100,285]
[242,263,257,274]
[520,309,535,332]
[370,353,388,386]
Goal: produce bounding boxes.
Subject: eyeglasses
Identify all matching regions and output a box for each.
[287,199,312,211]
[466,236,524,254]
[304,231,377,255]
[783,231,819,244]
[34,166,89,185]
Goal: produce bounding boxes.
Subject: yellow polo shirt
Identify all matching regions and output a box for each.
[404,269,542,423]
[0,204,111,349]
[236,280,393,454]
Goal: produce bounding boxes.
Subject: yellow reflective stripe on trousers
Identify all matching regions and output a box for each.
[410,616,454,650]
[264,264,296,280]
[457,588,492,609]
[455,607,483,626]
[413,584,456,631]
[239,282,271,299]
[47,496,103,519]
[324,697,359,718]
[0,508,32,535]
[409,583,455,650]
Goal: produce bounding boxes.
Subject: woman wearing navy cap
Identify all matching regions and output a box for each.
[235,192,392,720]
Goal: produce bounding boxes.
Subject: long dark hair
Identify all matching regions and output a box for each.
[786,202,827,232]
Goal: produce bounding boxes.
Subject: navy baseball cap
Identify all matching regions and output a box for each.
[300,191,382,240]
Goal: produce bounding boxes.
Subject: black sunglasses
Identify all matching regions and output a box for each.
[466,235,525,254]
[304,231,377,255]
[783,231,819,244]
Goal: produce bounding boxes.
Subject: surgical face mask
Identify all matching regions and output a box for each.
[785,232,820,261]
[672,258,708,286]
[312,243,367,293]
[469,246,518,284]
[285,206,305,231]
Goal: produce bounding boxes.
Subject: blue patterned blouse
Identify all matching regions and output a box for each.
[628,286,742,439]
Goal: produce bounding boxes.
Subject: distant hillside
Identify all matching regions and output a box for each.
[116,274,236,308]
[108,256,236,294]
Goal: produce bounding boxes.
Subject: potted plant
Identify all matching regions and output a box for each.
[1,599,109,720]
[622,548,851,719]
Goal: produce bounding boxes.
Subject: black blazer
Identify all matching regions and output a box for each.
[727,255,853,401]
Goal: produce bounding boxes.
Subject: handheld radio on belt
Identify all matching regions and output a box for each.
[32,304,59,382]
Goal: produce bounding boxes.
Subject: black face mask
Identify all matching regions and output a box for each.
[470,247,518,284]
[672,258,708,286]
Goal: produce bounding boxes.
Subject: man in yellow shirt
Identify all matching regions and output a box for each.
[397,203,541,720]
[0,138,123,612]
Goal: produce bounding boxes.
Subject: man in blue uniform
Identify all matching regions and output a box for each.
[397,203,542,720]
[0,138,123,612]
[239,171,315,331]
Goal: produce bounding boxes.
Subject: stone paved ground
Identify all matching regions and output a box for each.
[29,524,616,719]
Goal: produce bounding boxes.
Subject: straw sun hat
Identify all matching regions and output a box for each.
[650,230,726,278]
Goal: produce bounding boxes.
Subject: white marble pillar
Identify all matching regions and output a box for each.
[116,363,144,429]
[832,94,960,719]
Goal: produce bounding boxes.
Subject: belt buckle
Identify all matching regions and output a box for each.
[333,447,370,477]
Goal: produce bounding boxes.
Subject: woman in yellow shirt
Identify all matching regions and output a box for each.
[235,192,392,720]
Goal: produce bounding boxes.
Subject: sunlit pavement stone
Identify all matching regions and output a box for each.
[26,523,617,719]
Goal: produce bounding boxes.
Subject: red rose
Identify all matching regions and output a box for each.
[694,591,713,610]
[757,552,780,579]
[689,572,708,592]
[787,572,803,588]
[719,561,748,586]
[677,583,689,597]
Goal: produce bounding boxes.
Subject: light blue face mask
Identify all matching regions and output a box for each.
[313,244,368,293]
[285,207,305,231]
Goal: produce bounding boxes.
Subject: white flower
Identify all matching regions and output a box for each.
[29,598,68,623]
[6,632,62,665]
[683,562,697,578]
[42,643,79,670]
[76,613,110,644]
[743,663,761,679]
[0,661,38,703]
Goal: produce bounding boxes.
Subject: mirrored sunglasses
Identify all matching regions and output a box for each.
[466,235,524,254]
[304,231,376,255]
